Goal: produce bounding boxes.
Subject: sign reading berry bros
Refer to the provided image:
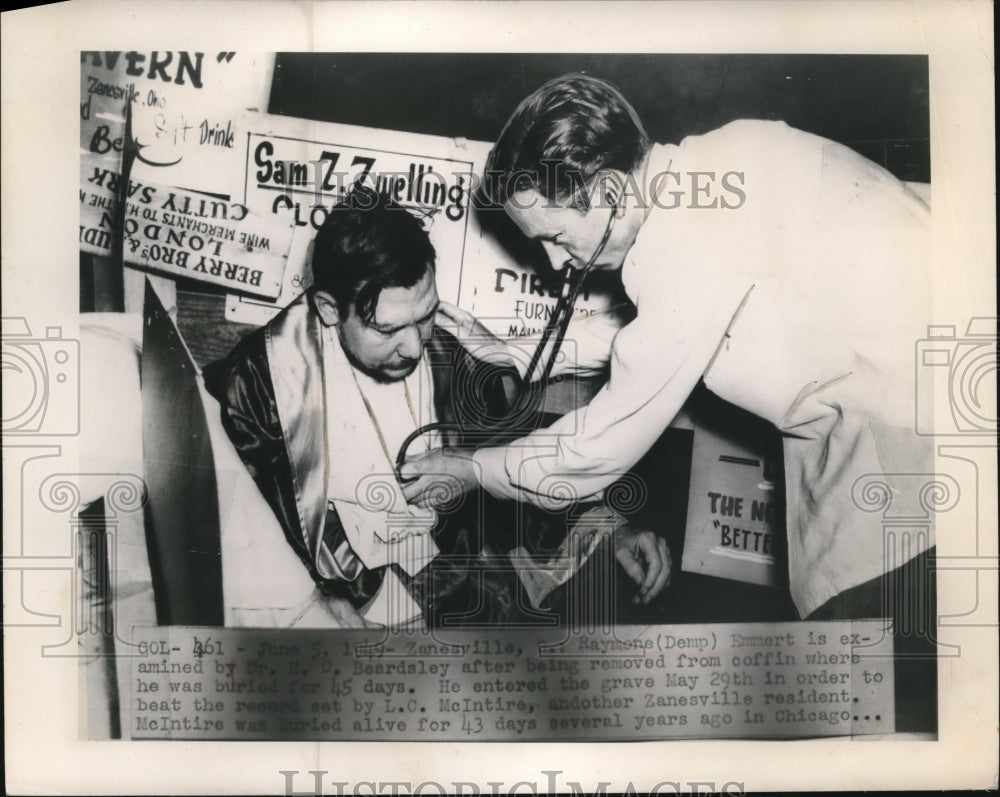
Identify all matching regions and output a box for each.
[79,154,293,299]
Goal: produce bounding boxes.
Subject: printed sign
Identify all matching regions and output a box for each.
[465,222,616,342]
[79,154,293,299]
[80,51,272,196]
[681,424,783,587]
[224,114,618,334]
[224,115,482,325]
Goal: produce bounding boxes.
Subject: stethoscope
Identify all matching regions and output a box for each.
[394,195,620,482]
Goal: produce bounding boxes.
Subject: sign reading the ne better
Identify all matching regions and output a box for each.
[80,154,293,299]
[682,424,783,588]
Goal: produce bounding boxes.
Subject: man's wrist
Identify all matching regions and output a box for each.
[444,448,479,489]
[471,446,517,500]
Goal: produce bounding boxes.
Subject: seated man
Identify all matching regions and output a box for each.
[205,185,669,628]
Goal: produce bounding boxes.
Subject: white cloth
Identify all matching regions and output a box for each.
[207,378,368,628]
[323,328,441,625]
[475,120,934,616]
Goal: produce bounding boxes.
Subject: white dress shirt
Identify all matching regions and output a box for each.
[474,120,934,615]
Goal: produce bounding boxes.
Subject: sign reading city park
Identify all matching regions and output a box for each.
[80,154,293,299]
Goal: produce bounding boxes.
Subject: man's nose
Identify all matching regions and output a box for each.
[541,241,573,272]
[397,327,424,360]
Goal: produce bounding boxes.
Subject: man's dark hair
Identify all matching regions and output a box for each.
[311,184,436,323]
[479,73,650,211]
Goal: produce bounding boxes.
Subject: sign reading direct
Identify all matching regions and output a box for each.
[79,154,292,299]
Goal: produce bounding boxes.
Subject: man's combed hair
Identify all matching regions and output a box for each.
[480,73,651,211]
[310,184,436,323]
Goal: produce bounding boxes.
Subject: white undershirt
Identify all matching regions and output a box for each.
[323,327,441,626]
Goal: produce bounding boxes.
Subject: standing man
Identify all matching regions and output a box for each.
[403,73,933,619]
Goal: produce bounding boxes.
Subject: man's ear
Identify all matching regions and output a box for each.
[312,290,340,327]
[597,169,629,217]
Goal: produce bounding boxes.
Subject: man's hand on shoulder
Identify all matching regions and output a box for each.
[436,302,528,375]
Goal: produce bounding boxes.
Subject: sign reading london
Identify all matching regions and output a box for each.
[80,154,293,299]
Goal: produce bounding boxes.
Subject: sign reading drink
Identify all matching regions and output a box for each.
[80,51,273,196]
[80,154,292,299]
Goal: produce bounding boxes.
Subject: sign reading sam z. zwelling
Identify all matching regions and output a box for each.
[80,154,292,299]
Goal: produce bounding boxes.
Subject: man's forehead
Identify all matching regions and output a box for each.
[505,192,575,237]
[371,272,438,326]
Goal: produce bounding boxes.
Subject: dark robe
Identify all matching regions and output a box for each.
[203,292,553,627]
